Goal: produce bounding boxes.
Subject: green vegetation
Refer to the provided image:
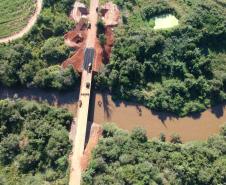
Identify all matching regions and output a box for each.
[95,0,226,116]
[83,123,226,185]
[0,99,72,184]
[0,0,78,90]
[34,65,79,90]
[0,0,36,38]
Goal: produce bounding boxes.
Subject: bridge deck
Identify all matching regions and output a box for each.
[69,0,99,184]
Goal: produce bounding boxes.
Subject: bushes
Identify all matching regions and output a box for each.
[141,1,176,20]
[83,124,226,185]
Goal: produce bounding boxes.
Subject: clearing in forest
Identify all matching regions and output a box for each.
[0,0,36,38]
[154,14,179,29]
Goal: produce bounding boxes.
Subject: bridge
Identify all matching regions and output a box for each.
[69,0,99,184]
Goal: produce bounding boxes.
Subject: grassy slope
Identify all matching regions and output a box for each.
[0,0,35,38]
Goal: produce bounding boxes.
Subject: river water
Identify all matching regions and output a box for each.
[90,92,226,142]
[1,86,225,142]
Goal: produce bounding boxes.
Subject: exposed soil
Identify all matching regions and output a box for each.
[63,19,88,72]
[62,1,119,73]
[93,26,114,71]
[81,123,103,171]
[0,0,43,43]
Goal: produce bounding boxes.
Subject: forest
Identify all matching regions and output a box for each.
[83,123,226,185]
[0,99,72,184]
[0,0,79,90]
[95,0,226,116]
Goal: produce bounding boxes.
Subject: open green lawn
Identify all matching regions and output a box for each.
[0,0,36,38]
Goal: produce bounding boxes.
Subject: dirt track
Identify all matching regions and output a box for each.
[0,0,42,43]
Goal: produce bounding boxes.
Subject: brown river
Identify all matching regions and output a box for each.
[1,86,226,142]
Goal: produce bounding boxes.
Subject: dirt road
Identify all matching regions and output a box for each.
[0,0,42,43]
[69,0,99,184]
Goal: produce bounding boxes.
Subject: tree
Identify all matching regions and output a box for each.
[41,37,70,64]
[159,133,166,142]
[96,19,105,36]
[33,65,79,90]
[131,127,147,142]
[0,134,19,165]
[170,133,182,144]
[99,34,106,47]
[220,124,226,136]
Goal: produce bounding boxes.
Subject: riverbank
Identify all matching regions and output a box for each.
[0,86,79,115]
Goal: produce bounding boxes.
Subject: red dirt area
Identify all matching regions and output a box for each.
[93,26,114,71]
[80,123,103,171]
[62,19,88,72]
[62,2,120,73]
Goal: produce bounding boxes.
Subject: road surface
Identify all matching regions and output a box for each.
[69,0,99,184]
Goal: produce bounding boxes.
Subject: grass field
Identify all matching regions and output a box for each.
[0,0,36,38]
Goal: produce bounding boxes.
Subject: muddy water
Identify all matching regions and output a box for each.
[1,86,226,142]
[91,92,226,142]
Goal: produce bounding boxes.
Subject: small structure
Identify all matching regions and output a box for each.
[64,18,88,48]
[100,2,120,26]
[72,2,88,22]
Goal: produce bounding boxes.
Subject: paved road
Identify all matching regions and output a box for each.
[83,48,95,70]
[69,0,99,184]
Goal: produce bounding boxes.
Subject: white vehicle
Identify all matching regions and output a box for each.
[88,63,92,72]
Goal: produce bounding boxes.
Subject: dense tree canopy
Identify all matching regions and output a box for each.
[95,0,226,116]
[83,123,226,185]
[0,99,72,184]
[34,65,79,90]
